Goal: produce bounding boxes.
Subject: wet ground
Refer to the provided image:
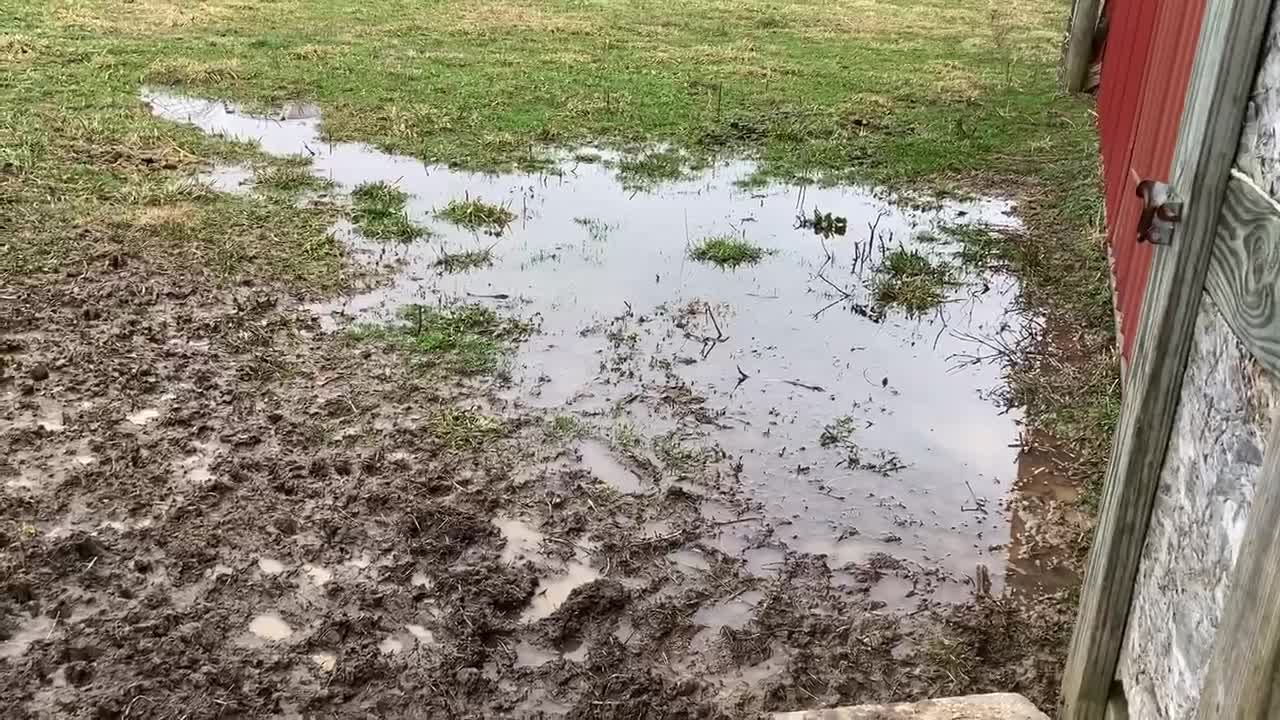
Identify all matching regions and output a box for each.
[0,91,1085,719]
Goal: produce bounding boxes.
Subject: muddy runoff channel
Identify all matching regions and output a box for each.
[1,90,1076,718]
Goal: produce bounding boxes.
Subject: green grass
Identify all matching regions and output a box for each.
[350,304,531,375]
[546,414,586,442]
[871,247,956,314]
[253,158,330,195]
[351,181,429,242]
[819,416,858,448]
[689,234,770,268]
[435,197,515,232]
[617,148,688,188]
[434,248,494,272]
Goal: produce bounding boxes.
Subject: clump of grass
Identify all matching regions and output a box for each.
[546,414,586,442]
[434,248,494,272]
[435,196,515,232]
[287,44,338,61]
[253,161,329,195]
[688,234,771,268]
[796,208,848,238]
[351,181,429,242]
[617,149,686,188]
[574,217,613,242]
[350,304,530,374]
[352,180,407,207]
[871,247,956,314]
[819,416,858,448]
[940,223,1017,269]
[653,432,710,476]
[145,58,242,85]
[428,407,506,450]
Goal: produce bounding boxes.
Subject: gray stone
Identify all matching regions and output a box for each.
[1116,297,1275,720]
[772,693,1049,720]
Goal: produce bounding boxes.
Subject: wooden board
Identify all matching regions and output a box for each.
[1205,172,1280,377]
[1195,413,1280,720]
[1059,1,1274,718]
[1064,0,1104,92]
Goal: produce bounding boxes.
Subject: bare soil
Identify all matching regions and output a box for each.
[1,238,1081,719]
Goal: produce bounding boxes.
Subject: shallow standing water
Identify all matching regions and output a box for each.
[144,89,1039,593]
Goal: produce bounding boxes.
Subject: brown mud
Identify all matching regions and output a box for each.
[0,93,1088,719]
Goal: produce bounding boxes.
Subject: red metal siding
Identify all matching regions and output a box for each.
[1096,0,1206,361]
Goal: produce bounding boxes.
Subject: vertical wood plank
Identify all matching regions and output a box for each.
[1060,1,1273,718]
[1064,0,1104,92]
[1196,413,1280,720]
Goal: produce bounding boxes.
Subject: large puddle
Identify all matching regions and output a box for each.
[144,89,1049,592]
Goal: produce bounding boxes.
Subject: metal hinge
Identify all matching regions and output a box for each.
[1136,179,1182,245]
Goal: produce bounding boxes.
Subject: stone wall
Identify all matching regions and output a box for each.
[1114,8,1280,718]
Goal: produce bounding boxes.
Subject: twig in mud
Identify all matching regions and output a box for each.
[867,208,889,242]
[961,481,988,514]
[782,379,825,392]
[546,535,596,554]
[711,516,763,527]
[123,696,155,719]
[733,364,752,393]
[815,270,855,300]
[634,530,694,547]
[946,322,1042,370]
[704,303,728,342]
[818,236,835,275]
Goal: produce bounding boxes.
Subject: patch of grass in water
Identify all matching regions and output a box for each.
[819,416,858,448]
[546,414,586,442]
[350,181,429,242]
[350,304,530,375]
[574,217,613,242]
[434,248,494,272]
[428,407,506,450]
[436,197,515,232]
[653,432,711,477]
[253,159,329,195]
[918,222,1016,270]
[871,247,956,315]
[617,148,686,188]
[352,180,407,208]
[688,234,770,268]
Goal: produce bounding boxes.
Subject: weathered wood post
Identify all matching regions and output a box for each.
[1063,0,1103,92]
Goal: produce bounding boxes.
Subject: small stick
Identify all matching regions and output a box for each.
[704,303,727,341]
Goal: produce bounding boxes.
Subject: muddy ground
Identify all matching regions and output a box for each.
[0,259,1078,719]
[0,98,1092,720]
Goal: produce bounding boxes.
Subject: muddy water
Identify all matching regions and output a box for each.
[145,90,1030,588]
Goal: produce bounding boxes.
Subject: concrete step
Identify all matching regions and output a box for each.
[773,693,1050,720]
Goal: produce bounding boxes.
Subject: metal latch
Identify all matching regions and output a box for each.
[1136,179,1182,245]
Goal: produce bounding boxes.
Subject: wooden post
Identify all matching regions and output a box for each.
[1196,413,1280,720]
[1059,1,1273,718]
[1063,0,1103,93]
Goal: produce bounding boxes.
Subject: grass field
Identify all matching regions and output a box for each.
[1,0,1115,490]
